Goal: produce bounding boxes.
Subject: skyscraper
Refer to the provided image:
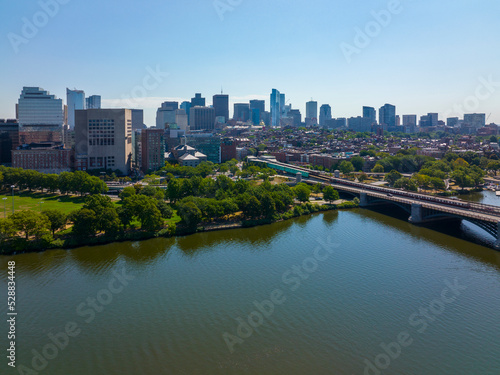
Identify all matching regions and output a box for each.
[86,95,101,109]
[180,101,191,124]
[190,107,216,131]
[75,109,133,175]
[378,103,396,128]
[463,113,486,129]
[362,106,376,125]
[156,101,179,129]
[141,128,165,172]
[131,109,145,130]
[250,100,265,125]
[66,88,85,129]
[213,94,229,122]
[319,104,332,127]
[233,103,250,122]
[270,89,281,127]
[191,93,206,107]
[306,101,318,126]
[18,87,64,144]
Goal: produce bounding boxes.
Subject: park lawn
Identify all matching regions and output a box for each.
[0,192,86,217]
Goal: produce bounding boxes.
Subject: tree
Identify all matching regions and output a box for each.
[350,156,365,171]
[260,193,276,219]
[323,186,339,203]
[357,172,368,182]
[70,209,97,238]
[371,164,384,173]
[157,201,173,219]
[294,184,311,203]
[167,179,181,203]
[385,170,403,186]
[119,186,136,200]
[177,201,202,229]
[339,161,355,175]
[10,210,50,240]
[0,218,15,243]
[394,177,418,192]
[451,169,474,190]
[242,196,261,219]
[42,209,67,235]
[487,161,500,176]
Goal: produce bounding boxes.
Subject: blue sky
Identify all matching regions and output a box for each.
[1,0,500,126]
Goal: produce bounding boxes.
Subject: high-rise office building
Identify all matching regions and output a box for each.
[447,117,459,127]
[67,88,85,130]
[250,100,265,125]
[18,87,64,144]
[288,109,302,127]
[175,109,189,131]
[131,109,145,130]
[363,106,376,125]
[180,101,191,124]
[85,95,101,109]
[306,101,318,126]
[319,104,332,127]
[428,113,439,127]
[464,113,486,129]
[233,103,250,122]
[378,103,396,128]
[141,128,165,172]
[348,117,372,132]
[191,93,205,107]
[156,101,179,129]
[402,115,417,133]
[189,107,216,131]
[213,94,229,122]
[0,119,19,165]
[270,89,281,127]
[280,94,286,116]
[75,109,133,175]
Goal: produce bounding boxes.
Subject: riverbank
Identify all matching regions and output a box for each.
[0,201,359,256]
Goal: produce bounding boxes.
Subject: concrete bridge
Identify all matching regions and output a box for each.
[252,157,500,249]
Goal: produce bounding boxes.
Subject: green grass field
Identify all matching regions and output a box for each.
[0,192,86,217]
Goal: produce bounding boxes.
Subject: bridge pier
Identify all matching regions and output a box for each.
[409,204,423,224]
[359,193,369,207]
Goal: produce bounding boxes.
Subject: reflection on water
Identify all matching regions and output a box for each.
[0,209,499,375]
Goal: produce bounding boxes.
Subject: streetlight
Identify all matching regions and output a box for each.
[11,185,15,214]
[2,197,7,218]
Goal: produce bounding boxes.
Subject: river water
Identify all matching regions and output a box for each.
[1,196,500,375]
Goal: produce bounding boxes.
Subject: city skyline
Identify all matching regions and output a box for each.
[1,0,500,126]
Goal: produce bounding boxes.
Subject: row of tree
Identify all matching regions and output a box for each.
[0,166,108,196]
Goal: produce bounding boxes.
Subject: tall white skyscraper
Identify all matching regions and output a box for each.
[319,104,332,127]
[67,88,85,129]
[306,101,318,126]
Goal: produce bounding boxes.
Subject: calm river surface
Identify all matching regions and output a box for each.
[1,199,500,374]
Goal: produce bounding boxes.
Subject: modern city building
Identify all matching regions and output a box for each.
[186,132,221,163]
[250,100,265,125]
[189,107,216,131]
[18,87,64,144]
[306,101,318,126]
[75,109,133,175]
[85,95,101,109]
[131,109,145,130]
[319,104,332,127]
[447,117,459,127]
[141,128,165,172]
[378,103,396,129]
[288,109,302,127]
[156,102,179,129]
[362,106,376,125]
[213,94,229,122]
[348,116,372,132]
[180,101,191,124]
[233,103,250,122]
[191,93,206,107]
[270,89,281,127]
[464,113,486,130]
[0,119,19,165]
[402,115,417,133]
[66,88,85,130]
[221,138,237,162]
